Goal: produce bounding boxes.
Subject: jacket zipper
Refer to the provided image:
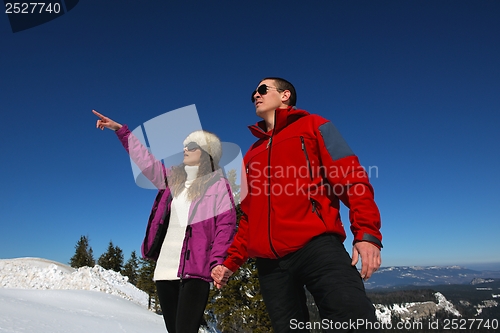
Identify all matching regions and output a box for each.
[301,136,321,218]
[180,224,192,281]
[180,226,192,282]
[300,136,313,180]
[267,120,279,258]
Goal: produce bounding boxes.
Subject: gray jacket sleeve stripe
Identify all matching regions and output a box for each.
[318,122,354,161]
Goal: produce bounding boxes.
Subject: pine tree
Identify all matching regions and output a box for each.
[97,240,124,272]
[227,168,241,204]
[305,288,322,333]
[206,257,272,332]
[69,235,95,268]
[88,247,94,265]
[136,257,159,311]
[121,250,139,286]
[205,201,272,332]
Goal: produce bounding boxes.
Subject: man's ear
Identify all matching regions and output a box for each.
[281,90,292,104]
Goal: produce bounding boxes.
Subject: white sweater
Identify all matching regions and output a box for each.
[153,165,198,281]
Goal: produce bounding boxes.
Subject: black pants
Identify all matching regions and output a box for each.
[256,234,379,333]
[155,279,210,333]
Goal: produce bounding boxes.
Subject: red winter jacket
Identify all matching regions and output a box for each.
[223,107,382,273]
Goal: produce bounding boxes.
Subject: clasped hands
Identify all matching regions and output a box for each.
[211,265,233,289]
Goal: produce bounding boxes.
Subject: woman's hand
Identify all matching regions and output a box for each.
[92,110,122,131]
[211,264,233,289]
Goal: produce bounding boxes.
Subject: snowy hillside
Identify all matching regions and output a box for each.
[375,292,461,324]
[0,257,166,333]
[365,265,500,289]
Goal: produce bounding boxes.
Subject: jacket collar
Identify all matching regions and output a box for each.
[248,106,310,139]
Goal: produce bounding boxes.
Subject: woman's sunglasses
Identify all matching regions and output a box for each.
[251,84,283,103]
[184,142,201,152]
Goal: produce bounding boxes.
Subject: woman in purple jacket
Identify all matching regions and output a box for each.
[93,110,236,333]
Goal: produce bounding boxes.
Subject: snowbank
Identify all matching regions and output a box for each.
[0,257,148,308]
[0,257,166,333]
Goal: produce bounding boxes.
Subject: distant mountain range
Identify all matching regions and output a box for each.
[364,265,500,289]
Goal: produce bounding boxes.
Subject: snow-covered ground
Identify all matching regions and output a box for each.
[0,257,166,333]
[3,257,465,332]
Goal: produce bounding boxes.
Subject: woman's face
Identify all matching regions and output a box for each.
[183,143,203,166]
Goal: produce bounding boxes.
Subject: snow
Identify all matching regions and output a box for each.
[0,257,166,333]
[435,292,461,317]
[375,292,461,325]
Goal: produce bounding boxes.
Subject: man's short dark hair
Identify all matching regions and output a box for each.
[262,77,297,106]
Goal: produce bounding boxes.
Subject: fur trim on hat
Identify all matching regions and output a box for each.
[183,130,222,164]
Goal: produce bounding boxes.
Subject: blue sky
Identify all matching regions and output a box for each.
[1,1,499,270]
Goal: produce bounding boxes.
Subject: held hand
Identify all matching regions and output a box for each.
[211,264,233,289]
[92,110,122,131]
[351,241,381,281]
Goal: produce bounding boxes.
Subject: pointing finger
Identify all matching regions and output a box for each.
[92,110,105,119]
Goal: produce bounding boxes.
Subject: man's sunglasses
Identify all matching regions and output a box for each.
[251,84,284,103]
[184,142,201,152]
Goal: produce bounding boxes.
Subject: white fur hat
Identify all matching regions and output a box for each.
[183,130,222,164]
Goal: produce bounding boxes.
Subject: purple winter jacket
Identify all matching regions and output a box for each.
[116,125,236,282]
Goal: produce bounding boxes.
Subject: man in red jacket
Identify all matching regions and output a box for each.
[212,77,382,332]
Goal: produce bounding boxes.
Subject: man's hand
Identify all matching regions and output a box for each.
[351,241,381,281]
[211,264,233,289]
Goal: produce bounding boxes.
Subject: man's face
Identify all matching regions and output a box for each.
[253,79,287,117]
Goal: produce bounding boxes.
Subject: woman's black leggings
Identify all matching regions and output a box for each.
[156,279,210,333]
